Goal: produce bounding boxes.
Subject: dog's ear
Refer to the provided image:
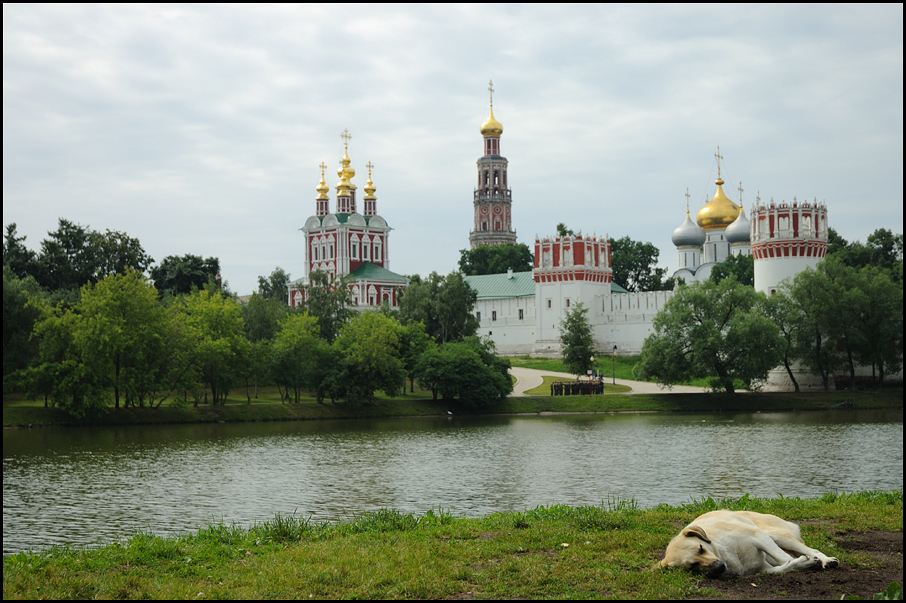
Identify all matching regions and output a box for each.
[682,526,711,543]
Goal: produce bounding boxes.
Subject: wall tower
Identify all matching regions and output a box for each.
[470,80,517,249]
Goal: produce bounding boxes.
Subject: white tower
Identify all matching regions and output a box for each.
[751,197,828,296]
[752,196,829,391]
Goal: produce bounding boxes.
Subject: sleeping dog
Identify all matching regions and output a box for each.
[655,510,839,577]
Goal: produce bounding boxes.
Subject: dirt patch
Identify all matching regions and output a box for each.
[695,531,903,600]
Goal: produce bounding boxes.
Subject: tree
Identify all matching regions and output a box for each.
[150,254,221,296]
[634,278,783,393]
[302,270,354,343]
[179,288,248,405]
[414,337,511,407]
[826,227,903,281]
[559,302,595,377]
[784,267,841,391]
[458,243,534,276]
[3,223,38,279]
[257,266,292,301]
[3,265,43,379]
[399,271,479,344]
[242,292,289,343]
[556,223,575,237]
[610,236,672,292]
[710,254,754,287]
[75,269,173,408]
[760,290,803,392]
[270,313,324,403]
[398,320,434,393]
[333,311,407,404]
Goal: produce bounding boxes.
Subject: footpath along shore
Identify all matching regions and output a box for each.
[509,366,709,396]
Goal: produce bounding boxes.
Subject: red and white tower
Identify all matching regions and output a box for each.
[288,130,407,310]
[470,80,517,249]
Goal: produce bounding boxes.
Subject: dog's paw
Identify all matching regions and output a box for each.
[821,557,839,569]
[802,555,823,570]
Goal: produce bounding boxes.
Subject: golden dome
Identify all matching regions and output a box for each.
[696,178,741,230]
[480,104,503,138]
[316,165,329,200]
[364,162,376,200]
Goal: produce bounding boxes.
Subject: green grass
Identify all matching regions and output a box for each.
[508,355,733,388]
[4,387,902,428]
[523,375,633,396]
[3,490,901,600]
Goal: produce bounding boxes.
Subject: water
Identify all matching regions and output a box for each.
[3,409,902,554]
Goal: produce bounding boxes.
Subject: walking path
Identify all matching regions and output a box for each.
[508,366,710,397]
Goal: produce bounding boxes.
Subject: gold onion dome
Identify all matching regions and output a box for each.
[480,104,504,138]
[364,163,376,200]
[696,178,741,230]
[316,171,329,200]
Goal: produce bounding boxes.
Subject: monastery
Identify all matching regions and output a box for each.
[288,85,833,389]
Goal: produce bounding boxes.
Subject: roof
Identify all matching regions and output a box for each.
[464,271,535,299]
[348,261,408,283]
[610,282,630,294]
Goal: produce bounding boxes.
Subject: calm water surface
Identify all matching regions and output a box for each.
[3,409,902,554]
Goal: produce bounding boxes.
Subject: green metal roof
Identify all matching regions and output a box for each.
[611,282,629,294]
[464,271,535,299]
[348,262,408,283]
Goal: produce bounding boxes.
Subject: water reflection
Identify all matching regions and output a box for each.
[3,409,902,554]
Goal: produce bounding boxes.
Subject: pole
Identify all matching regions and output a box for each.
[612,345,617,386]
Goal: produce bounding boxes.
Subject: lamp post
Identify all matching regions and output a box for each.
[612,345,617,386]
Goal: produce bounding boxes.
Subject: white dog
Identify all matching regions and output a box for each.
[655,510,839,577]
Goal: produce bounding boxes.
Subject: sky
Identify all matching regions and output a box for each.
[4,4,903,295]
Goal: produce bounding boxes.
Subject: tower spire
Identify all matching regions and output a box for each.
[714,146,724,180]
[363,161,377,216]
[336,129,356,214]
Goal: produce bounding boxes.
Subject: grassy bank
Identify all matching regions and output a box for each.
[4,387,902,428]
[3,490,901,599]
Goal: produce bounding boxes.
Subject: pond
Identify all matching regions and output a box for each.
[3,408,902,554]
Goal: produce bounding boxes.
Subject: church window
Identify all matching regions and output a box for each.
[351,241,358,260]
[482,222,488,231]
[374,242,382,262]
[492,310,497,321]
[329,243,334,260]
[313,246,319,261]
[566,298,570,308]
[364,243,370,260]
[518,309,524,320]
[547,299,552,309]
[476,311,481,321]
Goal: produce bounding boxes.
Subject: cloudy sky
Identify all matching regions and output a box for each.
[4,4,903,295]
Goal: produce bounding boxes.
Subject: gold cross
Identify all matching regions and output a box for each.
[738,181,744,204]
[341,129,352,148]
[488,79,494,105]
[685,187,691,214]
[714,146,723,178]
[365,161,374,174]
[319,161,327,174]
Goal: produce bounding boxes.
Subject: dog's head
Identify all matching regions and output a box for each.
[654,525,727,578]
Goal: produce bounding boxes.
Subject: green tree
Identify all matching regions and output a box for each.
[150,254,221,296]
[333,311,407,404]
[414,337,511,407]
[179,288,248,405]
[710,254,754,287]
[398,320,434,393]
[3,223,39,279]
[826,227,903,280]
[556,223,575,237]
[302,270,354,343]
[242,292,289,343]
[399,272,479,343]
[761,290,803,392]
[75,269,173,408]
[559,302,595,377]
[784,267,841,391]
[257,266,292,301]
[634,278,783,393]
[271,313,324,403]
[458,243,534,276]
[610,236,671,292]
[3,265,43,379]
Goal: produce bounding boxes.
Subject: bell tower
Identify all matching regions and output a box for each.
[470,80,517,249]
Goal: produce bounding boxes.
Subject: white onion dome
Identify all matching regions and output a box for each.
[672,212,707,247]
[725,208,751,244]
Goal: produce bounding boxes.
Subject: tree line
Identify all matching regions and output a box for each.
[4,219,513,417]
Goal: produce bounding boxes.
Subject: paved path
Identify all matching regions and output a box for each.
[508,366,710,396]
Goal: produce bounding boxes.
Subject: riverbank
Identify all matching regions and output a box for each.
[3,490,901,600]
[3,388,902,428]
